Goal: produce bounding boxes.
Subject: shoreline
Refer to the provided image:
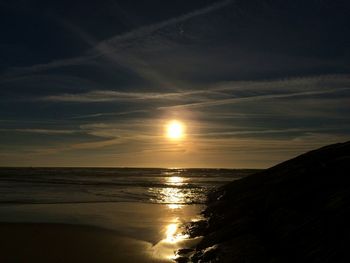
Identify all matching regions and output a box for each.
[0,202,204,262]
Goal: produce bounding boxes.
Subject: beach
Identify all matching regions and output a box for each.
[0,223,157,263]
[0,202,203,262]
[0,168,254,262]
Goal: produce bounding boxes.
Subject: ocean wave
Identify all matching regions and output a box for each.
[0,168,256,205]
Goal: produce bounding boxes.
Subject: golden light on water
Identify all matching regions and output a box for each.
[164,176,186,209]
[167,176,184,185]
[165,120,185,140]
[147,174,189,208]
[165,223,178,242]
[150,174,204,261]
[161,187,186,204]
[152,219,193,261]
[167,204,183,209]
[148,174,204,209]
[165,222,189,243]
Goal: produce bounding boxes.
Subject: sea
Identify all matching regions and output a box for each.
[0,167,258,205]
[0,167,259,261]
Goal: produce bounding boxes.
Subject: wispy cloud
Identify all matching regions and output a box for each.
[0,128,78,135]
[199,128,318,137]
[159,87,350,110]
[70,110,148,119]
[0,0,233,81]
[96,0,233,51]
[1,56,98,80]
[39,75,350,109]
[41,90,189,102]
[39,87,229,103]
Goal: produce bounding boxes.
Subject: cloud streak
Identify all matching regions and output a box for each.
[41,90,192,102]
[159,87,350,110]
[0,128,78,135]
[96,0,234,51]
[38,75,350,109]
[1,0,233,80]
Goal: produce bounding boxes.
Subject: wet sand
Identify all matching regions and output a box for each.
[0,202,203,262]
[0,223,166,263]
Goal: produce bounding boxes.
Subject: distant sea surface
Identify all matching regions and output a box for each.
[0,168,259,205]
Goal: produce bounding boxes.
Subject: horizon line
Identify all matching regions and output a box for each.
[0,165,264,170]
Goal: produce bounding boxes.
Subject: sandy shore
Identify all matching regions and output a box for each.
[0,223,168,263]
[0,202,203,262]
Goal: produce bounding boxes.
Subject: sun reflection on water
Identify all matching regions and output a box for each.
[167,176,184,185]
[162,187,185,204]
[147,175,205,209]
[165,176,186,209]
[165,222,189,243]
[165,223,178,242]
[152,217,194,261]
[149,173,204,261]
[167,204,183,209]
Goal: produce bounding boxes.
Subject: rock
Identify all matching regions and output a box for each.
[201,244,219,261]
[176,248,195,256]
[190,141,350,263]
[174,256,189,263]
[185,220,208,237]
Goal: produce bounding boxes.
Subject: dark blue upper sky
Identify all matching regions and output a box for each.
[0,0,349,167]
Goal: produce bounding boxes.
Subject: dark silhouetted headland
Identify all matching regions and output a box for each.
[185,141,350,263]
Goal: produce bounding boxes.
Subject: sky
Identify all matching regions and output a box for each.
[0,0,349,168]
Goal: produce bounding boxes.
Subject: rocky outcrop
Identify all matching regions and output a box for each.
[189,141,350,263]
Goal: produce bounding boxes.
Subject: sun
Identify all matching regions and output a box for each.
[166,120,185,140]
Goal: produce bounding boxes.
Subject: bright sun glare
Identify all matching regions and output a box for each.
[166,120,185,140]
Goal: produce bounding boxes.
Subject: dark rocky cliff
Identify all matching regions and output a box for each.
[187,141,350,263]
